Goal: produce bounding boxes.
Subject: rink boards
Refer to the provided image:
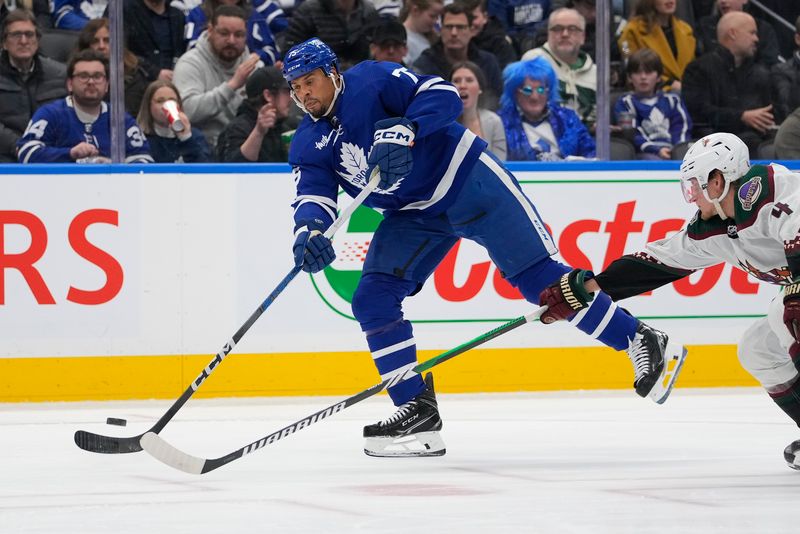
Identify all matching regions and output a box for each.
[1,161,792,402]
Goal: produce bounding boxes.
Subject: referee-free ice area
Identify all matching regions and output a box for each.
[2,387,798,533]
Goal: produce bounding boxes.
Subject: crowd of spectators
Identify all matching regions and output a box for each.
[0,0,799,163]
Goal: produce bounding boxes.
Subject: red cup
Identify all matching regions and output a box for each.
[162,100,185,133]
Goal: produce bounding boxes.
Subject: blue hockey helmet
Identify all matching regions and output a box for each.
[282,38,339,84]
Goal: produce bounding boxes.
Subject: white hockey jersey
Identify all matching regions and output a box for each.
[641,163,800,286]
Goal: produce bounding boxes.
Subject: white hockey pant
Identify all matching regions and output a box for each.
[738,296,800,393]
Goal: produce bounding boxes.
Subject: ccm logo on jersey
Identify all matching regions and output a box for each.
[374,125,414,145]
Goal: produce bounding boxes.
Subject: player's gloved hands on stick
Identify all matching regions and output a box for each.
[367,117,415,189]
[539,269,595,324]
[293,219,335,273]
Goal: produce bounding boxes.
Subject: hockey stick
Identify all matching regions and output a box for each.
[140,306,548,474]
[74,168,382,454]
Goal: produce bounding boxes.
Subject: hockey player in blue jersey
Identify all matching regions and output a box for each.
[283,38,687,457]
[17,49,153,164]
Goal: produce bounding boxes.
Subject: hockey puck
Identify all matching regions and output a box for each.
[106,417,127,427]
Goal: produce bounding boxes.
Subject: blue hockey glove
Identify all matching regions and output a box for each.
[367,117,415,189]
[293,219,335,273]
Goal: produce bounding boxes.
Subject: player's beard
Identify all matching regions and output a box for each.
[304,97,325,118]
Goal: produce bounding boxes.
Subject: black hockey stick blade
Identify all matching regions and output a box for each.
[74,169,381,455]
[74,429,145,454]
[141,307,547,474]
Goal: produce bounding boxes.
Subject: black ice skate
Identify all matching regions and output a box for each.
[363,372,445,457]
[784,439,800,470]
[626,321,688,404]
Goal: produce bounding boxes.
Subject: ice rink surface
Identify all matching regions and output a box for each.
[2,387,799,534]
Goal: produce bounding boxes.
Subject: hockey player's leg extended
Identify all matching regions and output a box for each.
[353,273,446,457]
[513,263,688,403]
[626,320,688,404]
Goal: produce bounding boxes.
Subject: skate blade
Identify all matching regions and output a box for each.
[364,431,446,458]
[648,341,688,405]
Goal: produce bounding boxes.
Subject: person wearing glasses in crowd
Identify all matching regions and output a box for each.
[450,60,506,159]
[413,1,502,108]
[16,49,153,163]
[0,9,66,163]
[499,56,595,161]
[522,7,596,129]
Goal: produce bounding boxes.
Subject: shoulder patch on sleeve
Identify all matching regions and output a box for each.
[734,164,774,228]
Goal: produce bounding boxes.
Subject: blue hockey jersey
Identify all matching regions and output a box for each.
[289,61,487,228]
[17,97,153,164]
[613,91,692,155]
[52,0,107,30]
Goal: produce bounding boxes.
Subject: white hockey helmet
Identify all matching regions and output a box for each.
[679,133,750,204]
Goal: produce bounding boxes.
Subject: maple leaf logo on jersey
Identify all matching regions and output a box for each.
[81,1,107,19]
[642,107,671,143]
[335,142,402,194]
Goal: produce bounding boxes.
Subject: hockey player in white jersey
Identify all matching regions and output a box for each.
[283,37,686,458]
[540,132,800,469]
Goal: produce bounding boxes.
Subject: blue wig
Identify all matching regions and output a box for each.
[500,57,560,115]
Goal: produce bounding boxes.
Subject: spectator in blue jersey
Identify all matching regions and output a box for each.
[216,65,294,162]
[499,57,595,161]
[113,0,187,83]
[613,48,691,160]
[53,0,107,30]
[488,0,550,53]
[0,9,66,163]
[282,38,683,459]
[413,2,503,109]
[185,0,287,65]
[16,49,153,163]
[137,79,212,162]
